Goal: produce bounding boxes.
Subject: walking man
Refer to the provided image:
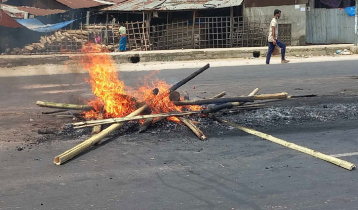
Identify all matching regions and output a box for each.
[119,24,127,52]
[266,9,289,64]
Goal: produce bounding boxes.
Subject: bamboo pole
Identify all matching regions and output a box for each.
[176,91,226,140]
[73,112,198,128]
[174,96,253,106]
[36,101,93,110]
[54,105,147,165]
[179,117,207,140]
[169,63,210,92]
[175,92,287,106]
[41,109,69,114]
[253,92,288,100]
[203,88,259,113]
[216,118,356,171]
[91,111,103,135]
[210,91,226,99]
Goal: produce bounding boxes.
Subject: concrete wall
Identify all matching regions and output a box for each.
[243,4,307,46]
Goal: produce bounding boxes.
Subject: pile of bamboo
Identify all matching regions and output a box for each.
[35,63,356,171]
[7,30,112,55]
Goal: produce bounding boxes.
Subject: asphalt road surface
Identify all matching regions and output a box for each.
[1,60,358,210]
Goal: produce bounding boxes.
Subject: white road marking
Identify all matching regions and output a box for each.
[331,152,358,158]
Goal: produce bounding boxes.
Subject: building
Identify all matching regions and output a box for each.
[243,0,356,46]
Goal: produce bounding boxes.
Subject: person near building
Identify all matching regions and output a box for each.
[266,9,290,64]
[119,24,127,52]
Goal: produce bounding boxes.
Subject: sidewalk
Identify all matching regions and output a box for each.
[0,44,354,68]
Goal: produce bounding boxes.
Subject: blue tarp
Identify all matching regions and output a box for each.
[344,6,356,16]
[15,18,75,32]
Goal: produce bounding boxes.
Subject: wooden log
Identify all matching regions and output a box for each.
[169,91,181,102]
[36,101,93,110]
[40,37,47,44]
[215,118,356,171]
[25,45,34,51]
[46,37,52,44]
[179,117,207,140]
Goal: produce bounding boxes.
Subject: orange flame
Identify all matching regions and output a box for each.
[80,44,201,120]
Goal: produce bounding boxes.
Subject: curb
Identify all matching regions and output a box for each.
[0,44,353,68]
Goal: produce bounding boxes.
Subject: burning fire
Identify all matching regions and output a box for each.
[80,44,201,120]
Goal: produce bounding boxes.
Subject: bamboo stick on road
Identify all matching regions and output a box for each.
[216,118,356,171]
[179,117,207,140]
[54,105,147,165]
[210,91,226,99]
[36,101,93,110]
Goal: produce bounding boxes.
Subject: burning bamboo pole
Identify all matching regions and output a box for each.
[215,118,356,171]
[73,112,198,128]
[138,88,161,133]
[139,63,211,133]
[179,117,207,140]
[54,64,211,165]
[36,101,93,110]
[54,105,147,165]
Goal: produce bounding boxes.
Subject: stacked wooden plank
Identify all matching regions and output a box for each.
[8,30,90,54]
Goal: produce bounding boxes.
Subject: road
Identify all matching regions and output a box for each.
[0,58,358,210]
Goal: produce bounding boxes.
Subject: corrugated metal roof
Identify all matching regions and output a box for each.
[2,4,66,16]
[17,6,67,16]
[55,0,115,9]
[102,0,244,11]
[0,9,24,27]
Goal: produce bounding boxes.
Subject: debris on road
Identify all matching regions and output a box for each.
[33,44,355,171]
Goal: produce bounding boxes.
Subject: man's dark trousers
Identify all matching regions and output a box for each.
[266,39,286,64]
